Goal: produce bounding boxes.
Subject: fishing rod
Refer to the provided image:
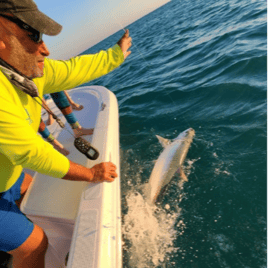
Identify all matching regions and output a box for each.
[116,20,192,129]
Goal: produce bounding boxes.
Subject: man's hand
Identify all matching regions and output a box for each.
[62,160,118,183]
[90,162,118,183]
[117,29,132,59]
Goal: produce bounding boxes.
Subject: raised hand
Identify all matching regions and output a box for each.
[117,29,132,59]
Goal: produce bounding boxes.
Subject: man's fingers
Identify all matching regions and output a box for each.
[106,170,117,180]
[124,29,129,38]
[117,29,132,60]
[110,162,116,168]
[110,170,118,178]
[103,172,117,182]
[91,162,118,183]
[107,162,116,170]
[103,168,118,182]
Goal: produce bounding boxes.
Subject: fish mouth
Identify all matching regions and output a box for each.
[186,128,195,135]
[175,128,195,141]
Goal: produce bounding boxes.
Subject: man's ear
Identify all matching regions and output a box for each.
[0,41,6,50]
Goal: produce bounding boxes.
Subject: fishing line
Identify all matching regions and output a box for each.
[118,23,218,152]
[114,18,181,117]
[116,24,192,129]
[117,20,228,267]
[117,23,215,266]
[116,24,216,177]
[117,22,151,69]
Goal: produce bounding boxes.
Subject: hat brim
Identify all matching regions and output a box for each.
[13,9,62,36]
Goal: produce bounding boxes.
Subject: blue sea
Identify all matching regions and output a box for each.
[1,0,266,267]
[81,0,267,267]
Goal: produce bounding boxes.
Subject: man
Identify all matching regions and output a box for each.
[0,0,132,267]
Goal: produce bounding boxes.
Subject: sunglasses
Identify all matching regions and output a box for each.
[0,14,43,43]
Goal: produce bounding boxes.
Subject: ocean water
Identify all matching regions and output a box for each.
[81,0,267,267]
[0,0,266,267]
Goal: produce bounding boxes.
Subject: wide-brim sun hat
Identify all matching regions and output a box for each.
[0,0,62,35]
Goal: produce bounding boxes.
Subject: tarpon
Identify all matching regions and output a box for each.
[145,128,195,204]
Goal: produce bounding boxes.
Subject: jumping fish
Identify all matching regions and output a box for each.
[146,128,195,204]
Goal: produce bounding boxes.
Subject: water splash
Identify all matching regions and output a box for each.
[121,146,197,267]
[122,190,182,268]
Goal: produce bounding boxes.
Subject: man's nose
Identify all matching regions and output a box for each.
[38,41,50,57]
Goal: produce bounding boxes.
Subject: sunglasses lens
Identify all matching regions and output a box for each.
[0,14,43,43]
[29,31,42,43]
[39,33,43,43]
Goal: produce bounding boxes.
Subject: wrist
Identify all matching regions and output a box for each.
[88,167,95,182]
[62,160,95,183]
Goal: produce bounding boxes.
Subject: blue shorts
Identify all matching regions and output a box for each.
[0,172,34,252]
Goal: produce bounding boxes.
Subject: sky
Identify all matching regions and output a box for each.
[35,0,170,59]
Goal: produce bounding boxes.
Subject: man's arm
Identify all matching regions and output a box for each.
[62,160,117,183]
[37,30,132,96]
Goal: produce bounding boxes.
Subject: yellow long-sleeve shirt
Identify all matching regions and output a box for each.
[0,44,124,192]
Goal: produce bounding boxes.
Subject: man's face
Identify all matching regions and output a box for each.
[0,16,50,79]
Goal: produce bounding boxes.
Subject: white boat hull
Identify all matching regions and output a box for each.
[21,86,122,268]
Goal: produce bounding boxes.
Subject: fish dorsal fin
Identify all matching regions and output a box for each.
[156,135,171,148]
